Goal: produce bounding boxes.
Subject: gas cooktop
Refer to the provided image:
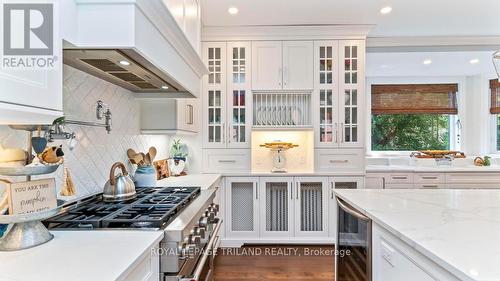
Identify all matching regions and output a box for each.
[44,186,201,230]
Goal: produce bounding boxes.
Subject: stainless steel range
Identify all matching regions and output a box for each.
[44,186,221,281]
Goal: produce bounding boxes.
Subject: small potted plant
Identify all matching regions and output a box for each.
[168,139,188,176]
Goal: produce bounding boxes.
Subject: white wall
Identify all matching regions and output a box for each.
[0,66,171,199]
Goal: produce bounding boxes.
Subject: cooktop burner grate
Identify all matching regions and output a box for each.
[44,186,200,229]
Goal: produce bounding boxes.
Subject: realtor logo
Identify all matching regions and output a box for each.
[3,3,53,56]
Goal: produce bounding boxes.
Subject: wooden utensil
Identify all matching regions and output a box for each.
[148,147,157,162]
[127,149,137,160]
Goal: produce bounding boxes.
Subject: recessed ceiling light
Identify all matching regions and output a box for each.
[119,60,130,66]
[161,85,169,90]
[423,59,432,65]
[380,6,392,14]
[470,58,480,64]
[228,7,238,15]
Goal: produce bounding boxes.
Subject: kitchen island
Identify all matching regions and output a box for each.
[335,189,500,281]
[0,231,164,281]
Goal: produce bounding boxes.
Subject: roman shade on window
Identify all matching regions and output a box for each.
[371,84,458,115]
[490,79,500,114]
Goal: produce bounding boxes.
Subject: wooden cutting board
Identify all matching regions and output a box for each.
[153,159,169,180]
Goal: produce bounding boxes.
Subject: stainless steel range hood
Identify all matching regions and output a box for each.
[63,49,187,94]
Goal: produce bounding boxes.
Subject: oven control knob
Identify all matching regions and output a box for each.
[210,203,220,212]
[191,235,201,247]
[207,207,218,216]
[204,211,215,222]
[197,227,206,239]
[198,217,208,227]
[178,243,190,259]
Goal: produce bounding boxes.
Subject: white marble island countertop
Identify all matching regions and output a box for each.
[0,230,164,281]
[335,189,500,281]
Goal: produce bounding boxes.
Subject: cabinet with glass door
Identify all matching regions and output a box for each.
[202,42,251,149]
[314,40,365,148]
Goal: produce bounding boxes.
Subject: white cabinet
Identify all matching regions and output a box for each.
[225,177,259,238]
[315,148,365,173]
[164,0,201,53]
[365,174,385,189]
[0,55,62,125]
[202,149,251,174]
[251,41,313,91]
[251,41,283,90]
[314,40,364,148]
[122,243,160,281]
[282,41,314,90]
[259,177,294,238]
[139,98,198,134]
[202,42,252,149]
[373,223,460,281]
[293,177,329,237]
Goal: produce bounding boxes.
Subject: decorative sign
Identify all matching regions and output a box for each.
[7,178,57,215]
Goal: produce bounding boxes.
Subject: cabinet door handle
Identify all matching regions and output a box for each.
[335,123,339,143]
[330,159,348,164]
[222,123,225,144]
[392,176,408,180]
[218,160,236,163]
[382,177,386,189]
[284,67,288,87]
[290,183,293,200]
[331,182,334,199]
[186,104,194,125]
[421,176,438,180]
[255,182,258,200]
[422,185,439,189]
[296,182,299,200]
[227,124,231,143]
[278,68,283,86]
[340,123,344,143]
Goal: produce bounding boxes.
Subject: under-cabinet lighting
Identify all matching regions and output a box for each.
[228,7,238,15]
[380,6,392,14]
[469,59,479,64]
[119,60,130,66]
[423,59,432,65]
[161,85,169,90]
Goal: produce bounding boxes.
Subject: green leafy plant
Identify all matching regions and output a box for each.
[372,114,450,151]
[169,139,188,159]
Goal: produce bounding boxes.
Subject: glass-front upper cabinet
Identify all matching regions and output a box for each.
[226,42,251,148]
[314,41,339,147]
[339,40,364,148]
[203,42,226,148]
[314,40,364,148]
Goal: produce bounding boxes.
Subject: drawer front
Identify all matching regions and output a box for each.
[414,173,445,184]
[385,183,413,189]
[386,173,413,184]
[315,149,364,173]
[203,149,250,173]
[445,173,500,184]
[414,183,445,189]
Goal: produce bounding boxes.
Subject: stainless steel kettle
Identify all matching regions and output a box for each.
[103,162,136,202]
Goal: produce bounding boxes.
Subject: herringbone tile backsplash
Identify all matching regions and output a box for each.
[0,65,170,199]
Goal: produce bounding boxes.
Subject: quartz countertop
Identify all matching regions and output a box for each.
[334,189,500,281]
[0,230,164,281]
[156,174,221,189]
[366,164,500,173]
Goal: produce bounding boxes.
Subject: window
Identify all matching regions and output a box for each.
[490,79,500,150]
[371,84,458,151]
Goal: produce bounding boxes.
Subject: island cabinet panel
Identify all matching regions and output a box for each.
[372,223,461,281]
[122,243,160,281]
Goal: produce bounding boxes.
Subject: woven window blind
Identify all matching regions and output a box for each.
[371,84,458,115]
[490,79,500,114]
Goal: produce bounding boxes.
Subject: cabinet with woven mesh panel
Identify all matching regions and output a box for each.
[225,177,260,238]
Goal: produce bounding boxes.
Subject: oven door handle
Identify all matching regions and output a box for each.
[191,219,223,281]
[336,198,370,222]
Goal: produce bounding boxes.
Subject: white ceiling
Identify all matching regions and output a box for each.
[366,51,497,77]
[200,0,500,37]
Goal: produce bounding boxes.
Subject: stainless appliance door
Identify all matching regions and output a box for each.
[336,198,371,281]
[179,219,222,281]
